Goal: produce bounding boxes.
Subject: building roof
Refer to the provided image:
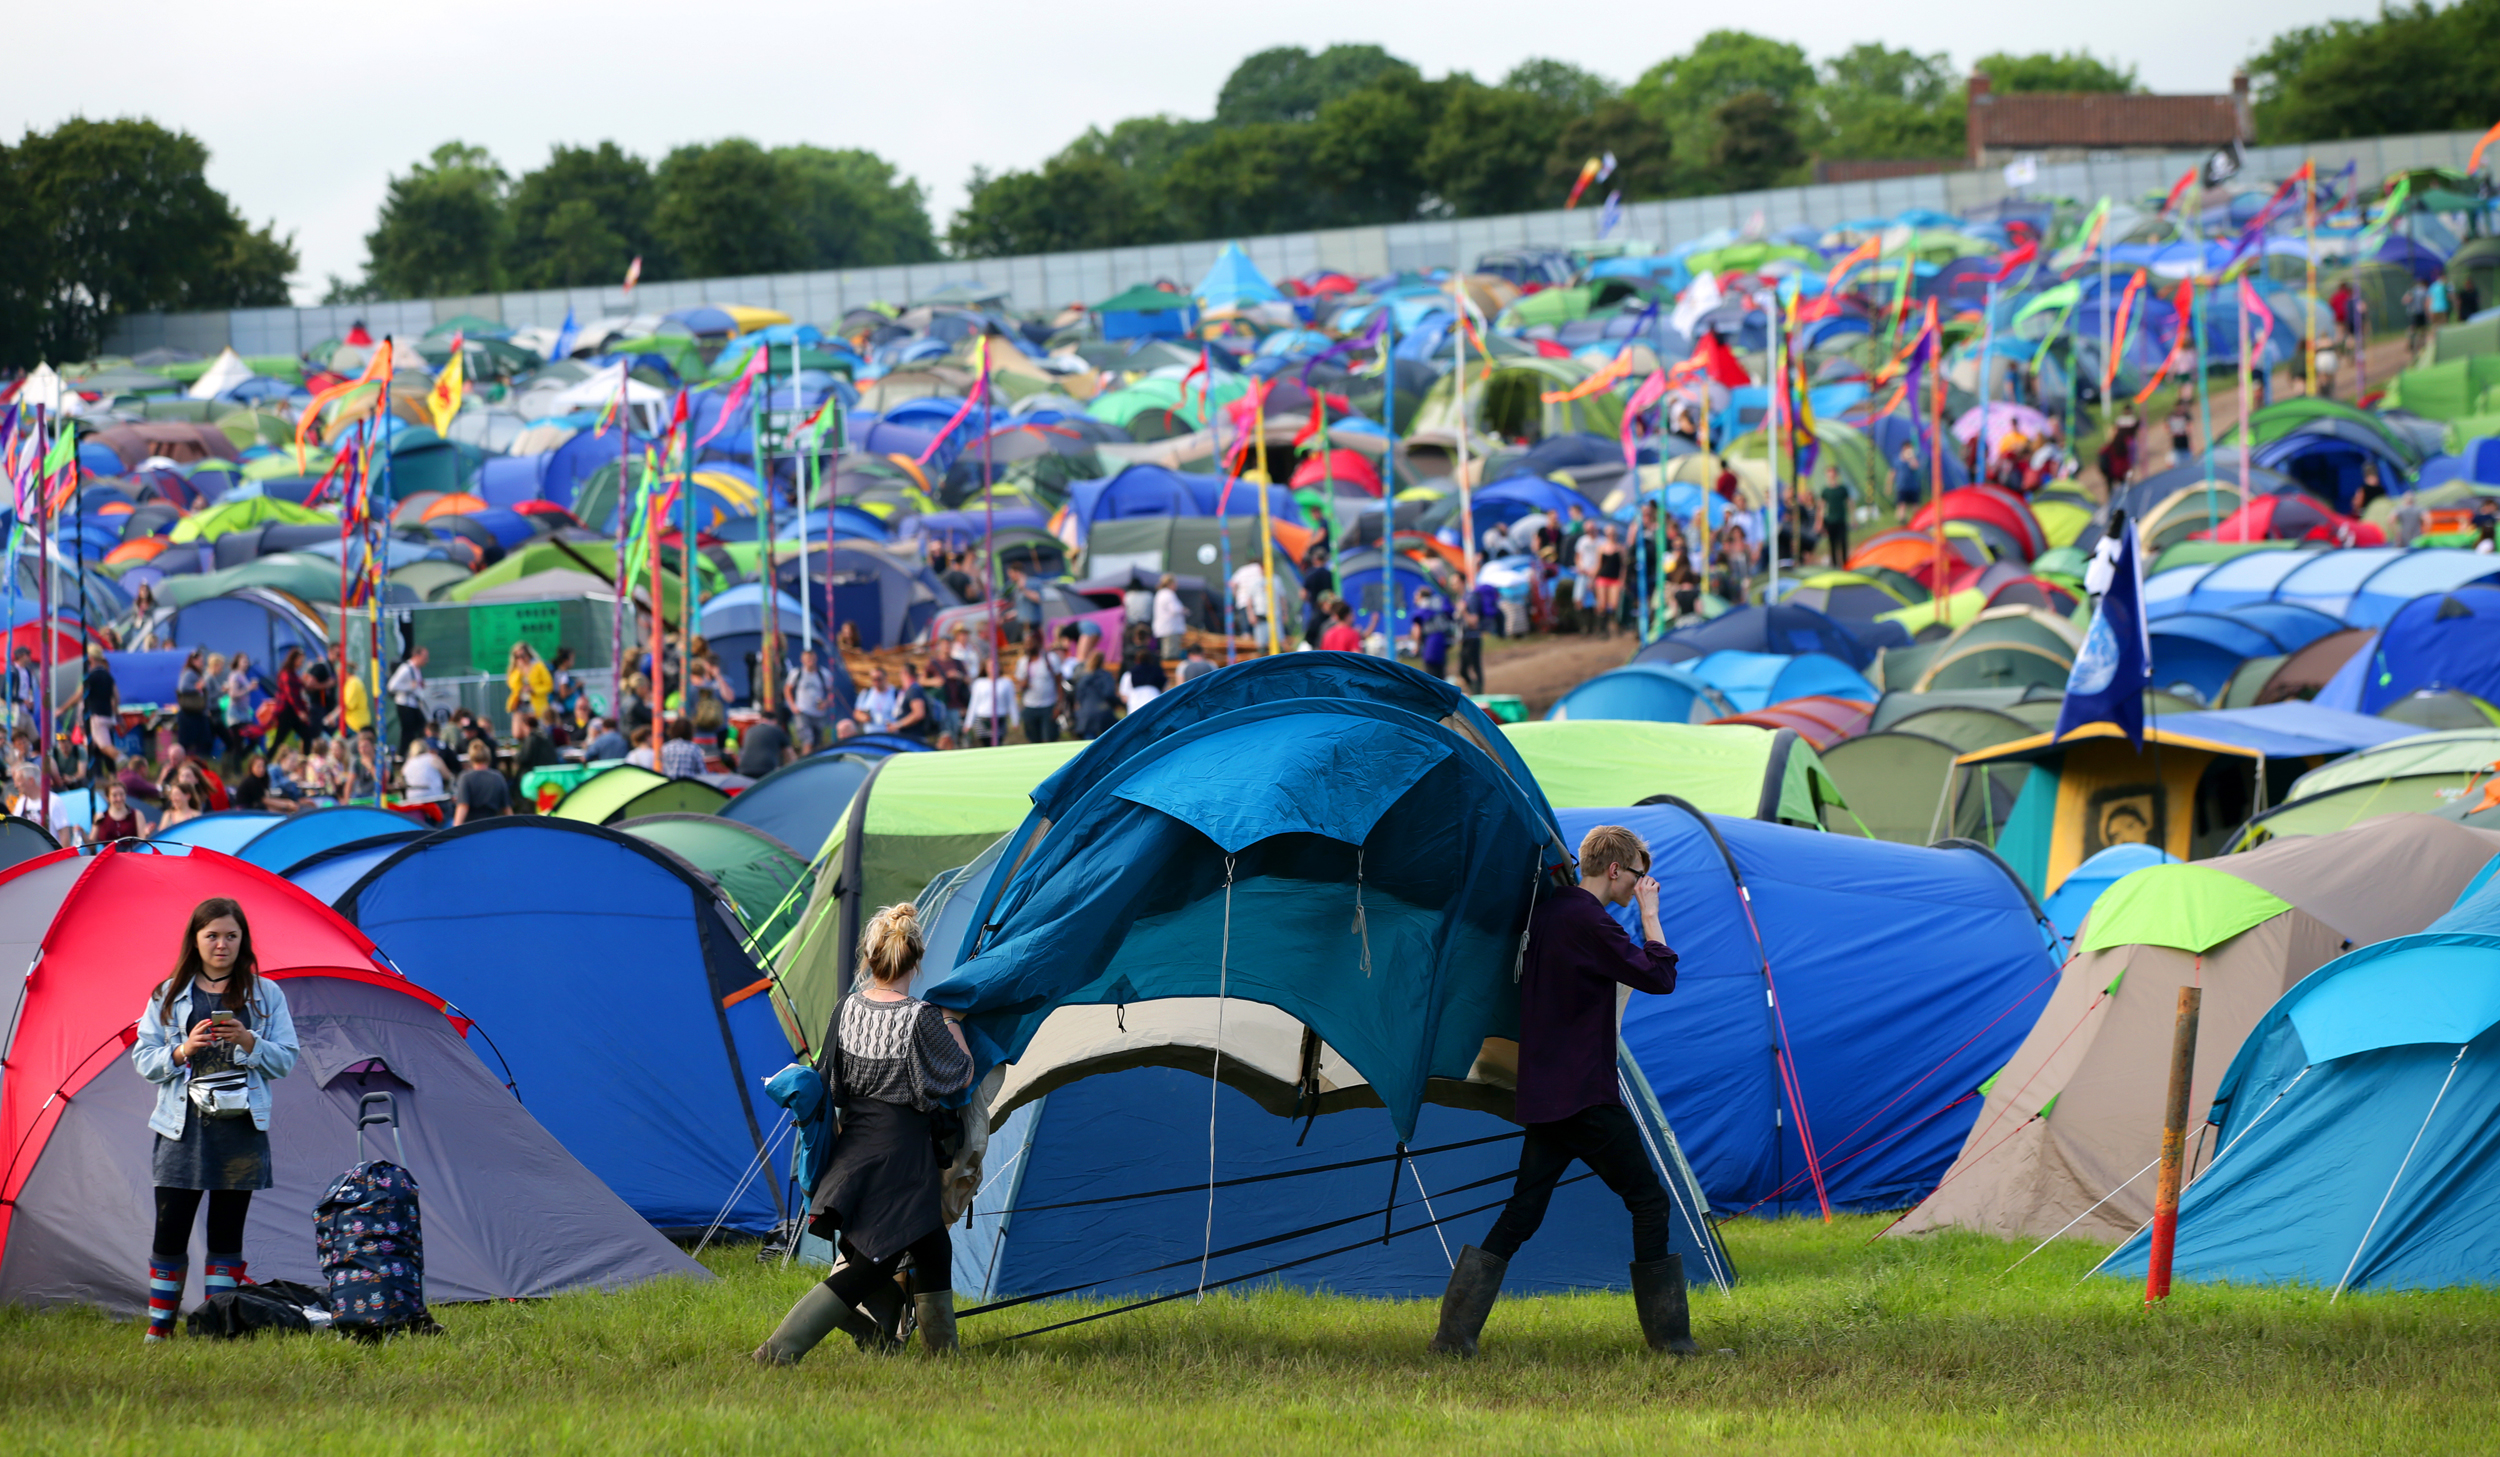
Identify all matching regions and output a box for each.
[1972,92,2243,151]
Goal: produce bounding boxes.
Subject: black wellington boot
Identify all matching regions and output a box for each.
[1629,1255,1700,1355]
[1427,1245,1508,1357]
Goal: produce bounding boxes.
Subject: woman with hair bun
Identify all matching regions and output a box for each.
[754,901,973,1364]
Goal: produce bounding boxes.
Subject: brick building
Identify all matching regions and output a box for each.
[1967,71,2250,169]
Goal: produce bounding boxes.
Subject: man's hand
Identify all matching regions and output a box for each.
[1633,874,1663,942]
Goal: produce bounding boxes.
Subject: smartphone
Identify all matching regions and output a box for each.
[205,1008,239,1027]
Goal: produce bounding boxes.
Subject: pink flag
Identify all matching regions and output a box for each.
[2239,277,2278,363]
[689,346,770,452]
[1620,369,1669,475]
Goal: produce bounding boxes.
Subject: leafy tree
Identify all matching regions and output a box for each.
[1503,59,1616,115]
[1309,73,1447,224]
[1627,31,1816,193]
[1546,100,1675,201]
[1972,50,2139,93]
[362,142,507,298]
[1711,91,1805,192]
[2250,0,2500,142]
[1422,79,1571,216]
[777,145,939,267]
[0,117,296,366]
[1215,45,1418,126]
[1814,43,1966,159]
[505,142,659,290]
[651,139,805,279]
[951,152,1156,258]
[1161,123,1326,238]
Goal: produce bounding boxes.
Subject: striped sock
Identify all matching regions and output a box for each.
[146,1260,185,1342]
[203,1255,246,1298]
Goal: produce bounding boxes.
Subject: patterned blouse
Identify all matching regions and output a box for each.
[837,990,973,1112]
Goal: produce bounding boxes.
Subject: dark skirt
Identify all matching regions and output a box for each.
[806,1097,942,1265]
[152,1104,273,1191]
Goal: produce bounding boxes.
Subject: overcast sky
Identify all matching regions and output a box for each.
[14,0,2367,303]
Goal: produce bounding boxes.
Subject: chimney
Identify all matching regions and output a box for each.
[1968,71,1993,167]
[2230,69,2251,141]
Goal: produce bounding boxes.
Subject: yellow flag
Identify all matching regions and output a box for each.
[295,337,393,469]
[426,332,466,434]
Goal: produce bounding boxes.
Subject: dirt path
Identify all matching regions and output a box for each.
[1482,633,1633,716]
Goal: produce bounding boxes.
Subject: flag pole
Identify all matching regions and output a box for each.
[795,337,811,662]
[1767,289,1783,605]
[611,360,629,717]
[2238,280,2254,541]
[2304,157,2320,397]
[34,405,51,830]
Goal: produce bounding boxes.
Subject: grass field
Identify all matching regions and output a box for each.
[6,1215,2497,1455]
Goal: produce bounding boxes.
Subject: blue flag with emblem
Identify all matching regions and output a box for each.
[2054,515,2152,748]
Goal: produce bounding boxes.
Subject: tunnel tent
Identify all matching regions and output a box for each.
[1584,804,2061,1215]
[1544,664,1739,724]
[2095,871,2500,1292]
[331,816,789,1235]
[1634,602,1872,670]
[1815,732,1995,844]
[1892,812,2500,1248]
[924,654,1570,1144]
[1505,719,1845,829]
[619,813,811,949]
[2379,689,2500,730]
[0,842,701,1313]
[1869,685,2064,732]
[2245,727,2500,839]
[771,742,1088,1055]
[551,764,732,825]
[718,751,883,860]
[2357,587,2500,713]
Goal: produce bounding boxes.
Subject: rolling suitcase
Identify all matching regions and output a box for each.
[314,1092,438,1338]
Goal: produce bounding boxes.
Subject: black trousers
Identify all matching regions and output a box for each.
[1457,637,1484,694]
[153,1188,251,1261]
[1481,1103,1672,1265]
[822,1229,954,1302]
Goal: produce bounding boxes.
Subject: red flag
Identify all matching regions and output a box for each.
[2158,168,2198,217]
[1979,239,2038,283]
[1691,330,1752,387]
[622,255,643,294]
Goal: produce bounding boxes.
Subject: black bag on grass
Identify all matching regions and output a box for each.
[186,1281,330,1340]
[315,1092,438,1338]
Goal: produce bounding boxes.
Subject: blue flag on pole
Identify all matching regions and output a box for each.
[550,309,579,362]
[2053,515,2152,748]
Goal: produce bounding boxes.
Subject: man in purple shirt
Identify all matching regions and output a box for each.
[1430,823,1696,1358]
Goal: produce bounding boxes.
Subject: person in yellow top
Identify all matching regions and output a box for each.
[339,668,372,735]
[505,643,553,720]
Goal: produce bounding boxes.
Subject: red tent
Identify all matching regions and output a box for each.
[2191,493,2385,545]
[1908,486,2047,559]
[1291,449,1382,494]
[1710,694,1875,749]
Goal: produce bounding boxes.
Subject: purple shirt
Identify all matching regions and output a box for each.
[1514,885,1678,1124]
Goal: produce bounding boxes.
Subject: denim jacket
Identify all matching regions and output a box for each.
[131,977,299,1138]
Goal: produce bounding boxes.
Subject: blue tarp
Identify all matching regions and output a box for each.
[2143,701,2418,758]
[328,817,789,1233]
[927,655,1570,1140]
[1547,664,1737,724]
[2358,586,2500,713]
[2102,875,2500,1291]
[1576,805,2061,1214]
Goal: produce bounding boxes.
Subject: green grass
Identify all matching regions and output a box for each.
[7,1216,2499,1455]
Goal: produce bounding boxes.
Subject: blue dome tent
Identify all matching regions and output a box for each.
[2356,586,2500,713]
[1583,804,2061,1214]
[2100,874,2500,1293]
[327,817,790,1235]
[1547,664,1739,723]
[1672,651,1878,714]
[2040,843,2179,941]
[1331,548,1442,633]
[720,751,883,859]
[1636,602,1872,670]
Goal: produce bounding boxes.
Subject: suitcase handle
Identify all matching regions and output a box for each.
[357,1092,406,1169]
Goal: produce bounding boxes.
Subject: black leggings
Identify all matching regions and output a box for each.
[1481,1103,1673,1266]
[153,1188,251,1261]
[822,1229,954,1303]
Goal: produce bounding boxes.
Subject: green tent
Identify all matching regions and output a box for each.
[2382,354,2500,422]
[552,765,729,825]
[772,741,1088,1055]
[620,813,811,949]
[1095,284,1199,315]
[168,496,338,544]
[2245,728,2500,838]
[2072,862,2293,955]
[156,555,357,609]
[1816,731,1986,843]
[1500,720,1843,828]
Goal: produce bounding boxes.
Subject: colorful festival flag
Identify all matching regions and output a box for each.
[426,332,466,434]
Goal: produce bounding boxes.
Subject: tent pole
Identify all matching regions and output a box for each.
[2144,985,2201,1304]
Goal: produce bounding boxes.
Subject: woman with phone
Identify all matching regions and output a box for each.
[129,899,299,1341]
[754,901,972,1363]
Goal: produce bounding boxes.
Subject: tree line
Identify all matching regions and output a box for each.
[329,139,940,304]
[0,118,296,368]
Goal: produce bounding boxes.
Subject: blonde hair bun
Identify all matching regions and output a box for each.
[860,901,926,985]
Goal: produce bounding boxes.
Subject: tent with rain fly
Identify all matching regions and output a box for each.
[1635,603,1871,670]
[1669,651,1877,713]
[1890,814,2500,1245]
[148,805,418,871]
[1583,804,2061,1214]
[2038,843,2177,940]
[0,843,700,1313]
[2352,587,2500,713]
[1708,695,1873,749]
[328,817,790,1234]
[2244,727,2500,839]
[1502,720,1843,829]
[719,751,882,860]
[1949,703,2421,895]
[1907,608,2079,694]
[0,815,57,872]
[552,765,731,825]
[919,658,1575,1211]
[619,813,810,950]
[2145,547,2500,626]
[2097,869,2500,1291]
